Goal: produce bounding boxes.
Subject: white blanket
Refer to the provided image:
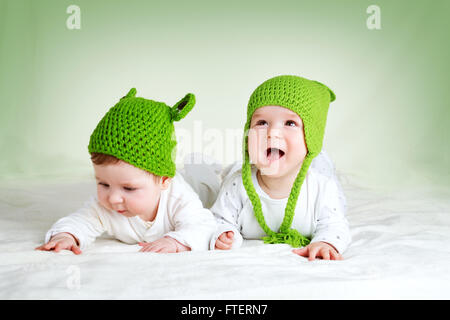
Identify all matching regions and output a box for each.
[1,177,449,299]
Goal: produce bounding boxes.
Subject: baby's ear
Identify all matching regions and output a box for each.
[171,93,195,121]
[160,176,173,190]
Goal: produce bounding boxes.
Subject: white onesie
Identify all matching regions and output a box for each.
[207,150,351,253]
[45,173,217,251]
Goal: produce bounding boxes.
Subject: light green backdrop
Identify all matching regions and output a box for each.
[1,0,449,191]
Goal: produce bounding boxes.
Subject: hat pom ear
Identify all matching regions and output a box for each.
[121,88,137,100]
[171,93,195,122]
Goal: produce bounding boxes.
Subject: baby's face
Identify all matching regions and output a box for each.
[248,105,307,177]
[93,161,171,221]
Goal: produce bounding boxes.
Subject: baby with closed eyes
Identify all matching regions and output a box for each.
[36,89,217,254]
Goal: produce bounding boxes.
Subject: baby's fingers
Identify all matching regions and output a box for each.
[53,242,67,253]
[139,242,162,252]
[215,239,232,250]
[308,246,321,261]
[139,244,154,252]
[321,248,330,260]
[330,249,342,260]
[292,247,308,257]
[145,246,160,253]
[36,241,57,251]
[214,240,225,250]
[218,233,229,243]
[158,246,177,254]
[35,244,45,251]
[70,245,82,255]
[35,244,49,251]
[138,242,152,252]
[222,235,233,245]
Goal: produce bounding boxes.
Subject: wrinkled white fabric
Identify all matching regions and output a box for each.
[0,176,449,299]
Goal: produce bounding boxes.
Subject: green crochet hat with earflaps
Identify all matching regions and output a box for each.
[88,88,195,177]
[242,75,336,247]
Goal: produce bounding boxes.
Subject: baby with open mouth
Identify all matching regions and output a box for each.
[247,105,306,179]
[210,75,351,261]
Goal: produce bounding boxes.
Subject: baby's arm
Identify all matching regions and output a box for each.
[291,151,350,260]
[149,175,218,252]
[210,174,244,250]
[37,197,107,253]
[293,175,351,260]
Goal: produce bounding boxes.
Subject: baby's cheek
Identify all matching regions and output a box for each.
[248,130,267,164]
[132,195,155,213]
[96,188,108,209]
[288,135,307,159]
[98,198,111,211]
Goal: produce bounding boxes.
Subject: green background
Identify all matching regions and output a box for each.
[1,0,449,191]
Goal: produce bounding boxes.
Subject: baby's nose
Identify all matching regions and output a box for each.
[108,191,124,204]
[267,127,282,139]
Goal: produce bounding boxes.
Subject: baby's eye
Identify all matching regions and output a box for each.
[255,120,268,126]
[285,120,297,127]
[123,186,136,191]
[98,182,109,188]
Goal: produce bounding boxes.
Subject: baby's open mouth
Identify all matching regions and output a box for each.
[266,148,285,161]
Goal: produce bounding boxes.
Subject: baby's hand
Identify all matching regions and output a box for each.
[214,231,234,250]
[138,236,191,253]
[292,241,342,261]
[35,232,82,255]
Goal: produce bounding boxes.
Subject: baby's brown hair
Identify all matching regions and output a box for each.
[90,153,121,165]
[90,152,161,182]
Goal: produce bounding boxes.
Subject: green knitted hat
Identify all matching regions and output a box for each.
[242,75,335,247]
[88,88,195,177]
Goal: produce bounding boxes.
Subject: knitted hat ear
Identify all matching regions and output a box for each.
[313,80,336,102]
[171,93,195,122]
[89,88,196,178]
[121,88,137,100]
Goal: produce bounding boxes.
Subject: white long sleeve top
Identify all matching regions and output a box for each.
[209,151,351,253]
[45,173,217,251]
